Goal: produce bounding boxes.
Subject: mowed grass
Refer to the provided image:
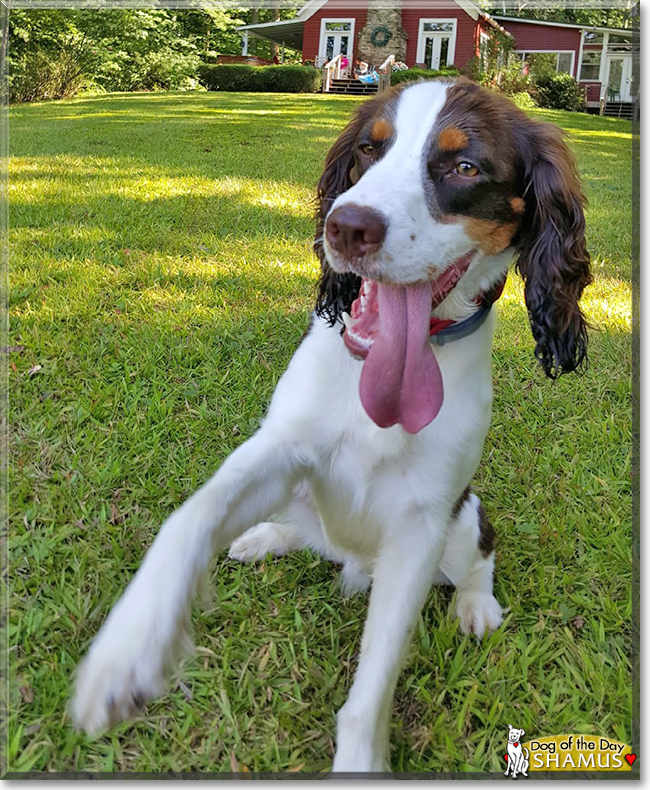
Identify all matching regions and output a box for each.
[7,91,632,774]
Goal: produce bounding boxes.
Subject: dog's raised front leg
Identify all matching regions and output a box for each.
[73,429,312,734]
[331,522,447,773]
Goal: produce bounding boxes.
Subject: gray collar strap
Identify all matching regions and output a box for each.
[429,302,493,346]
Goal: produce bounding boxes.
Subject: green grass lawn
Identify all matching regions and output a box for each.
[7,90,633,774]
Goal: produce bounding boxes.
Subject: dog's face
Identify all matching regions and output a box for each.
[315,78,592,383]
[508,725,526,744]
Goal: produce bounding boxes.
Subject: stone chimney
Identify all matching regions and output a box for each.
[357,0,408,66]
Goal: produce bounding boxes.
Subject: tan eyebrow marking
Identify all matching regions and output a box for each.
[438,125,469,152]
[510,197,526,214]
[371,118,393,141]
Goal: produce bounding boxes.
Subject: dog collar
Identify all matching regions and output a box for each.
[429,273,507,347]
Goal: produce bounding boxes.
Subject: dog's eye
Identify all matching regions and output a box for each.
[359,143,375,156]
[454,162,479,177]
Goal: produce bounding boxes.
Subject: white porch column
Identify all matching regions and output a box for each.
[242,31,249,56]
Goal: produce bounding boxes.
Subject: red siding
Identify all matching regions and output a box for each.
[498,20,582,76]
[583,83,602,102]
[302,5,368,64]
[402,6,480,68]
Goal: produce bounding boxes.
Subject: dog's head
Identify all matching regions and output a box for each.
[314,78,592,415]
[508,725,526,743]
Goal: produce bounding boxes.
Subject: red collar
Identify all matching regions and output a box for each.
[429,273,507,338]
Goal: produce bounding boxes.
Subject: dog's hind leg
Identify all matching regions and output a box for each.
[228,481,327,563]
[438,489,503,638]
[72,428,314,734]
[228,484,371,594]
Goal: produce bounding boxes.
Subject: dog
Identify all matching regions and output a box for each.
[505,725,529,778]
[72,77,591,772]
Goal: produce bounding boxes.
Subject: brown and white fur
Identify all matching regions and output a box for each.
[72,79,591,772]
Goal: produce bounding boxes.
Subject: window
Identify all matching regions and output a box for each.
[579,51,601,81]
[583,31,604,45]
[324,21,351,32]
[607,33,633,53]
[511,51,574,77]
[423,22,454,33]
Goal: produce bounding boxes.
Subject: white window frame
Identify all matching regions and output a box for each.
[416,18,458,69]
[512,50,576,77]
[318,18,355,64]
[576,30,609,83]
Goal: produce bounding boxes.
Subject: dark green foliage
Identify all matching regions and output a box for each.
[7,10,203,102]
[5,8,305,103]
[535,72,585,112]
[390,66,459,86]
[198,64,321,93]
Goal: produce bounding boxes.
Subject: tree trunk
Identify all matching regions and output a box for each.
[270,0,279,59]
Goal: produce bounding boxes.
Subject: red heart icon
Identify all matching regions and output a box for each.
[625,754,637,766]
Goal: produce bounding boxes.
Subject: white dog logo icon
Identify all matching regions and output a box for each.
[504,725,529,778]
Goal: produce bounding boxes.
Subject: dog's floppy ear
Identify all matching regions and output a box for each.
[314,105,369,324]
[515,121,592,379]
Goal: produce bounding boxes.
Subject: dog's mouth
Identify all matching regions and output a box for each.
[341,251,475,434]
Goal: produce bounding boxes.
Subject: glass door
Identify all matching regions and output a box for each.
[606,55,633,102]
[420,22,455,69]
[319,20,353,66]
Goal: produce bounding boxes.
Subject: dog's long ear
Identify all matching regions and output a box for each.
[314,107,368,324]
[515,121,592,379]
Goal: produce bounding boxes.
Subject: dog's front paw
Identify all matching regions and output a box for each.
[456,591,503,637]
[73,592,191,734]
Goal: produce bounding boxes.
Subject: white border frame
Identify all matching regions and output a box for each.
[318,17,356,63]
[416,18,458,69]
[512,49,576,78]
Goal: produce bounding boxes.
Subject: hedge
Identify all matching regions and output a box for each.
[198,64,321,93]
[390,67,460,86]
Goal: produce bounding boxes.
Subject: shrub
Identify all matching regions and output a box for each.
[390,66,459,86]
[509,91,538,110]
[534,72,584,112]
[198,64,321,93]
[496,63,535,97]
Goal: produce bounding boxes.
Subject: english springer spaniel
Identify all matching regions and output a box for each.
[73,78,592,772]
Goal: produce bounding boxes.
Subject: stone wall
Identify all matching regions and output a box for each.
[357,0,408,66]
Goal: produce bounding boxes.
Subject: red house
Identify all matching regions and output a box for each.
[238,1,637,115]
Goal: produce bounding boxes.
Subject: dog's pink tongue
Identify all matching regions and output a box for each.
[359,281,443,434]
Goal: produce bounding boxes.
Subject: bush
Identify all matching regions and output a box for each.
[390,66,459,86]
[198,64,321,93]
[509,91,538,110]
[534,72,584,112]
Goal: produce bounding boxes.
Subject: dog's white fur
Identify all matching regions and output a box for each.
[73,81,508,771]
[505,725,529,778]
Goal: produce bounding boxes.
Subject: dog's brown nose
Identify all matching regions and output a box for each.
[326,205,387,259]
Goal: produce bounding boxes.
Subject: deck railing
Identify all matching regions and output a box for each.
[378,54,395,93]
[322,54,348,92]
